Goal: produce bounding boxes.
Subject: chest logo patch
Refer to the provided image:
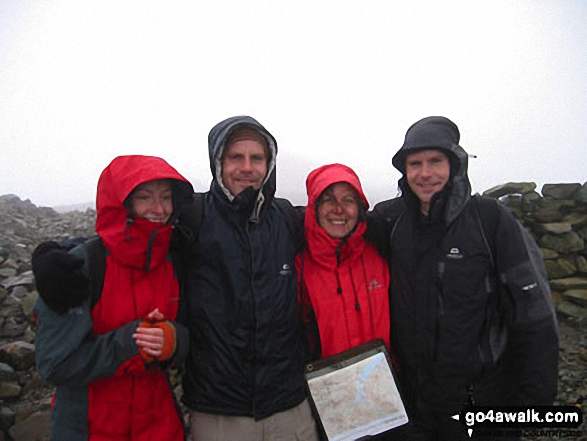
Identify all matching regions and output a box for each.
[279,263,292,276]
[367,279,382,290]
[446,247,464,259]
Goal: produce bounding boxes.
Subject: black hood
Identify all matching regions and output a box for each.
[207,116,278,220]
[393,116,472,224]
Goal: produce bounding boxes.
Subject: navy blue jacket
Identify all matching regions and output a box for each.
[179,116,307,419]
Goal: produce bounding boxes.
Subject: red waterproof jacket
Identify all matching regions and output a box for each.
[296,163,390,359]
[90,156,188,440]
[34,155,192,441]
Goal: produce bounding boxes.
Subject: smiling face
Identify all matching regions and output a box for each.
[317,182,360,239]
[221,139,268,197]
[129,179,173,223]
[405,149,451,213]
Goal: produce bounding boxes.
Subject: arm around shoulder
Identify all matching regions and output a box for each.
[34,298,141,386]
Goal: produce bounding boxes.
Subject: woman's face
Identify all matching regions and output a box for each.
[317,182,360,238]
[129,179,173,223]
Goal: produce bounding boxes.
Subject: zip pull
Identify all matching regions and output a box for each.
[123,216,134,242]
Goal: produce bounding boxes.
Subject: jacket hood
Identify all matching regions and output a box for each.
[304,164,368,269]
[95,155,194,270]
[207,116,277,220]
[392,116,472,224]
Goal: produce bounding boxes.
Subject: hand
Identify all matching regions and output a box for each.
[145,307,165,323]
[135,311,177,363]
[32,241,89,313]
[134,325,165,363]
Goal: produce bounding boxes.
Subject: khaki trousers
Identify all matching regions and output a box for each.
[189,399,320,441]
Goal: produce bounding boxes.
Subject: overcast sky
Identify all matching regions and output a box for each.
[1,0,586,208]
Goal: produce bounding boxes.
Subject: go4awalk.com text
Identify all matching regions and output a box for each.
[452,405,583,438]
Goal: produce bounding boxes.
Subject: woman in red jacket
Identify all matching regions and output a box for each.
[296,163,390,359]
[34,155,192,440]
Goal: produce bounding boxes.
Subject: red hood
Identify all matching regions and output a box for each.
[304,164,369,269]
[95,155,192,270]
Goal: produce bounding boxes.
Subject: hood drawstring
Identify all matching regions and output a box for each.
[335,269,342,295]
[335,240,346,294]
[360,256,376,334]
[349,268,360,311]
[144,228,159,272]
[335,237,362,311]
[123,216,133,242]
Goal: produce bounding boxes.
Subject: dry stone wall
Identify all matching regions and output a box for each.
[483,182,587,324]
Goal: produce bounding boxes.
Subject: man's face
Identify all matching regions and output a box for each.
[221,139,268,196]
[405,149,451,213]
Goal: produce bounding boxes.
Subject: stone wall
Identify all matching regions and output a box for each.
[483,182,587,323]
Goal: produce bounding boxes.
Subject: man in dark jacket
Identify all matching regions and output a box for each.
[178,116,319,440]
[368,116,559,440]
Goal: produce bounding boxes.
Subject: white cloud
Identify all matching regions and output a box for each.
[1,0,585,207]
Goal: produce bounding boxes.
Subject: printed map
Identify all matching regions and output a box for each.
[307,353,408,441]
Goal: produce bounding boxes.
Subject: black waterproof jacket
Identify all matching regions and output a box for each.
[179,116,307,420]
[368,121,558,425]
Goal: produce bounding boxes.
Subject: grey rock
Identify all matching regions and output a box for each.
[0,407,16,432]
[557,301,587,321]
[539,232,584,253]
[0,342,36,371]
[0,268,17,279]
[563,289,587,308]
[542,183,582,200]
[539,247,559,260]
[539,222,573,235]
[0,381,21,399]
[545,260,575,279]
[8,410,50,441]
[0,363,17,382]
[550,277,587,291]
[0,271,34,290]
[562,213,587,228]
[576,183,587,203]
[483,182,537,198]
[10,285,29,299]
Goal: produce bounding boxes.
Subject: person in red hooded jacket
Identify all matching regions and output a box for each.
[296,163,391,360]
[33,155,193,440]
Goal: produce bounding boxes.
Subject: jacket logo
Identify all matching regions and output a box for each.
[446,247,463,259]
[279,264,292,276]
[367,279,382,290]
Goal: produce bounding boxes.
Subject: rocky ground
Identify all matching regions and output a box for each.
[0,193,585,440]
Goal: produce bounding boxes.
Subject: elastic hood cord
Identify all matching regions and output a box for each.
[360,256,376,334]
[123,216,133,242]
[144,228,159,272]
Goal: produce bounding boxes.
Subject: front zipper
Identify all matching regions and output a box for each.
[245,221,258,416]
[433,260,445,362]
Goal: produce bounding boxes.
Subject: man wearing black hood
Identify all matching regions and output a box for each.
[369,116,559,439]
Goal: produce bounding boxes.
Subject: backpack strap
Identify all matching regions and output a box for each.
[473,194,500,270]
[472,195,509,371]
